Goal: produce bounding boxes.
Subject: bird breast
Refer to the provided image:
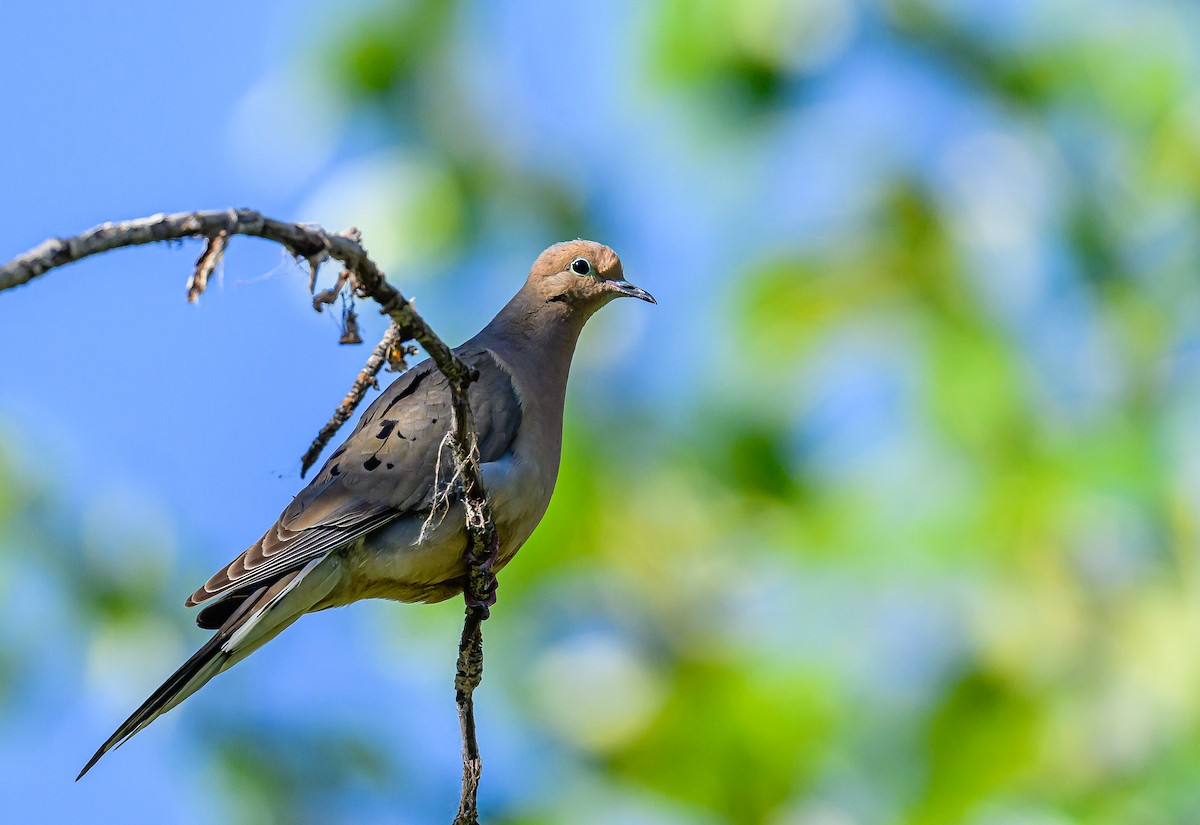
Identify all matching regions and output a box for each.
[337,449,552,605]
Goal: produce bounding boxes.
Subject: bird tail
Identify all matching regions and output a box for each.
[77,557,340,780]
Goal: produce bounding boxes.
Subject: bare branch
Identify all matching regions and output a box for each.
[0,209,471,374]
[187,230,227,302]
[453,611,486,825]
[300,322,402,477]
[1,209,503,822]
[312,269,351,311]
[0,209,483,471]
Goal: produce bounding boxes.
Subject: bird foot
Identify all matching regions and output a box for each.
[464,564,498,612]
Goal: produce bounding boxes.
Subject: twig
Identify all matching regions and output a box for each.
[0,209,485,482]
[444,381,501,823]
[187,230,227,302]
[0,209,473,382]
[300,322,402,477]
[453,609,486,825]
[312,268,351,311]
[0,209,502,822]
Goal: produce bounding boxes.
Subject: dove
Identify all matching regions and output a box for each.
[78,240,654,778]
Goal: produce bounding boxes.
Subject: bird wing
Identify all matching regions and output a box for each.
[185,346,522,608]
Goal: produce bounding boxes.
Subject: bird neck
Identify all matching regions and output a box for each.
[471,285,590,419]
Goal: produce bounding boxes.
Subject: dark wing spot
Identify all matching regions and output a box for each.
[364,456,381,471]
[330,464,341,477]
[381,369,429,416]
[376,420,397,440]
[386,463,394,469]
[330,445,348,460]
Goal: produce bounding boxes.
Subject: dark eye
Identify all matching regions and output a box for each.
[571,257,592,276]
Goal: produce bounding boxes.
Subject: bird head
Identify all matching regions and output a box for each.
[528,240,655,311]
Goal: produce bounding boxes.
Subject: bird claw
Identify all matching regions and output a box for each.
[465,567,498,612]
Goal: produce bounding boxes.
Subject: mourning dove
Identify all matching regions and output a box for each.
[78,240,654,777]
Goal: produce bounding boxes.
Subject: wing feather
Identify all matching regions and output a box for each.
[186,348,521,608]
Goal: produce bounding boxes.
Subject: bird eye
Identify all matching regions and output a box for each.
[570,257,592,276]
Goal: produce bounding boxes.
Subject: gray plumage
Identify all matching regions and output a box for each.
[79,240,654,778]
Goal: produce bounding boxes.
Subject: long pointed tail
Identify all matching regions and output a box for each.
[77,557,338,779]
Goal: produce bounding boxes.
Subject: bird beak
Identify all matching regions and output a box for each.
[609,279,656,304]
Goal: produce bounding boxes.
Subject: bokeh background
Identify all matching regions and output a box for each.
[3,0,1200,822]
